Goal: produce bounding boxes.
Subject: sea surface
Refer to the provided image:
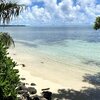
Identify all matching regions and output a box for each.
[0,26,100,71]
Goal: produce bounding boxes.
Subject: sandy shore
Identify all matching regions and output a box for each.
[8,43,99,95]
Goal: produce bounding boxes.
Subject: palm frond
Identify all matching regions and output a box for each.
[0,2,24,24]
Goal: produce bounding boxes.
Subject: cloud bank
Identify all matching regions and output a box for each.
[10,0,100,26]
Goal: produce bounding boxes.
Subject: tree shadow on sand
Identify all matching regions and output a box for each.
[83,73,100,87]
[52,73,100,100]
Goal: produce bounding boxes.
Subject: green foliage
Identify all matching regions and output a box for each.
[0,42,20,100]
[0,1,24,99]
[94,16,100,30]
[0,32,15,48]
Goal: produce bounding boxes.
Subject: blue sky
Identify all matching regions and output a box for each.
[10,0,100,26]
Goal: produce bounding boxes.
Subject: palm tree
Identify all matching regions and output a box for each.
[0,0,24,47]
[0,1,24,99]
[94,16,100,30]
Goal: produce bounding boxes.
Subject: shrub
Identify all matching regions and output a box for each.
[94,16,100,30]
[0,42,20,100]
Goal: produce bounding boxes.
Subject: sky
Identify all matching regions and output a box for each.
[9,0,100,26]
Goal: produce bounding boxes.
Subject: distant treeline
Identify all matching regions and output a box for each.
[0,25,26,27]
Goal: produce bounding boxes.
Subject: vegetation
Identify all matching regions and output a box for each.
[94,16,100,30]
[0,42,19,100]
[0,0,24,48]
[0,0,24,24]
[0,0,23,99]
[0,32,14,47]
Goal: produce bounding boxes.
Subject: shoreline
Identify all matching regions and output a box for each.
[16,65,64,95]
[8,42,98,95]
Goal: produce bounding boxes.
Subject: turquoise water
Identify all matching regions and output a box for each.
[1,26,100,69]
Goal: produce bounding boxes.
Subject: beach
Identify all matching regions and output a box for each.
[0,0,99,99]
[8,42,100,95]
[2,26,99,96]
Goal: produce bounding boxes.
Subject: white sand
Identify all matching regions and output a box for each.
[8,43,99,95]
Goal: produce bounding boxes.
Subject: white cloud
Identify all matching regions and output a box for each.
[6,0,32,5]
[18,0,32,5]
[96,5,100,15]
[77,0,96,7]
[10,0,100,26]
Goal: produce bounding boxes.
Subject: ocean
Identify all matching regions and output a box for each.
[1,26,100,73]
[1,25,100,89]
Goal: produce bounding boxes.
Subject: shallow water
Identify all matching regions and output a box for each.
[1,26,100,72]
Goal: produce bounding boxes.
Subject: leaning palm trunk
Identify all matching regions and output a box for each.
[0,32,15,47]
